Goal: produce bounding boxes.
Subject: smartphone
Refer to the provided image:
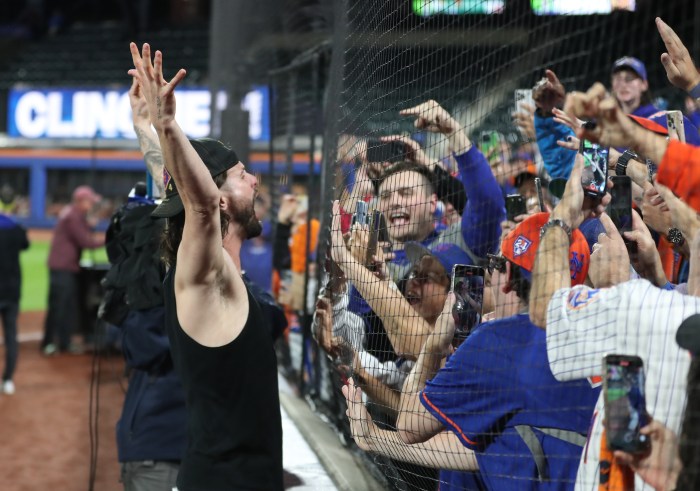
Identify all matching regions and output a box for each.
[505,194,527,221]
[352,200,369,227]
[534,177,546,212]
[580,140,609,198]
[366,138,406,164]
[609,176,637,253]
[603,354,650,454]
[450,265,485,344]
[365,210,391,264]
[666,110,685,143]
[514,89,534,114]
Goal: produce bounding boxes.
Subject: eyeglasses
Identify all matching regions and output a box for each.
[487,253,507,275]
[406,269,448,286]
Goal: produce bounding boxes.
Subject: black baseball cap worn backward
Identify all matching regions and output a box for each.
[677,314,700,356]
[151,138,240,218]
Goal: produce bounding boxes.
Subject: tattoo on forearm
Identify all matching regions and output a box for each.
[135,127,165,194]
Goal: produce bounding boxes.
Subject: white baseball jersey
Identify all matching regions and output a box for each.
[546,279,698,491]
[315,287,413,388]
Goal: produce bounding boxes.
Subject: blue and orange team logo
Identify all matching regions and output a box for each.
[566,288,600,311]
[513,235,531,257]
[569,251,585,280]
[163,169,173,193]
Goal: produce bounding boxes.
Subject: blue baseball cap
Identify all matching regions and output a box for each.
[405,241,473,278]
[612,56,647,82]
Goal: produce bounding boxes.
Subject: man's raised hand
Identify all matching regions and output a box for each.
[564,83,641,149]
[128,43,186,130]
[400,100,470,154]
[656,17,700,93]
[551,153,609,229]
[588,213,630,288]
[533,69,566,116]
[380,135,436,170]
[400,100,458,134]
[128,77,150,126]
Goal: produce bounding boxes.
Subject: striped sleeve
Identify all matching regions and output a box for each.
[545,283,628,381]
[546,279,700,383]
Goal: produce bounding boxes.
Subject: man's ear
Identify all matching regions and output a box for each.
[641,80,649,93]
[430,192,438,215]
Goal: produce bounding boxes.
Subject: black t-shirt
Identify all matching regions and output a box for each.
[164,267,283,491]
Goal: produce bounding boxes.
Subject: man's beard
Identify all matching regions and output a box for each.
[230,200,262,239]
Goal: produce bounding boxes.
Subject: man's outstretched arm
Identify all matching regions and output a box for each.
[128,77,165,196]
[129,43,226,289]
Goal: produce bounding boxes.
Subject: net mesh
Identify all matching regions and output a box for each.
[260,1,700,489]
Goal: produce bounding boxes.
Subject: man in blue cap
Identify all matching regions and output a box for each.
[611,56,656,118]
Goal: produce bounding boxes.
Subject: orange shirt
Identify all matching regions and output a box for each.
[657,139,700,211]
[290,219,320,273]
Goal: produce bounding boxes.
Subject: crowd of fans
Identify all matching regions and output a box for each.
[5,10,700,491]
[313,16,700,491]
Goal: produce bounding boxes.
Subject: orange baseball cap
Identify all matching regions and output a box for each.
[501,212,590,285]
[628,114,668,135]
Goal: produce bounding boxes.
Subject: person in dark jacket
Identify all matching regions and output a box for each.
[104,79,187,491]
[103,186,187,491]
[0,186,30,395]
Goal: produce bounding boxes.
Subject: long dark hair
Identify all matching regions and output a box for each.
[676,356,700,490]
[160,172,230,268]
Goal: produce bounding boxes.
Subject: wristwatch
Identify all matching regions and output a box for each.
[667,227,685,247]
[646,159,658,183]
[540,218,572,241]
[615,150,638,176]
[689,82,700,100]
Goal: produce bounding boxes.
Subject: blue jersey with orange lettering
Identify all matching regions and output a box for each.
[421,314,599,490]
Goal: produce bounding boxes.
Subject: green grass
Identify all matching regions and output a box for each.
[20,238,108,312]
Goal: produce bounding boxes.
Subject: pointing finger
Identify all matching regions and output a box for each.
[598,212,623,242]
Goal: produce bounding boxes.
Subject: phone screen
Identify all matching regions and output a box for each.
[580,140,609,198]
[366,210,391,269]
[352,200,369,227]
[603,355,650,454]
[366,138,406,164]
[609,176,632,233]
[450,265,485,344]
[609,176,637,253]
[505,194,527,221]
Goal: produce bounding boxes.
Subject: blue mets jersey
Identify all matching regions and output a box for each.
[421,314,599,490]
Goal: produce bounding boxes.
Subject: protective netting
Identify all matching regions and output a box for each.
[286,1,700,490]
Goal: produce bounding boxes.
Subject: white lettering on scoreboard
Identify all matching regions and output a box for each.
[8,87,269,141]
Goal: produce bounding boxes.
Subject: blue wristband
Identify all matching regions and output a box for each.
[689,83,700,100]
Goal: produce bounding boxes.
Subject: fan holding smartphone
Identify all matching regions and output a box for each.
[580,139,609,199]
[603,355,651,454]
[450,264,485,343]
[366,138,406,164]
[608,175,637,253]
[391,213,599,491]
